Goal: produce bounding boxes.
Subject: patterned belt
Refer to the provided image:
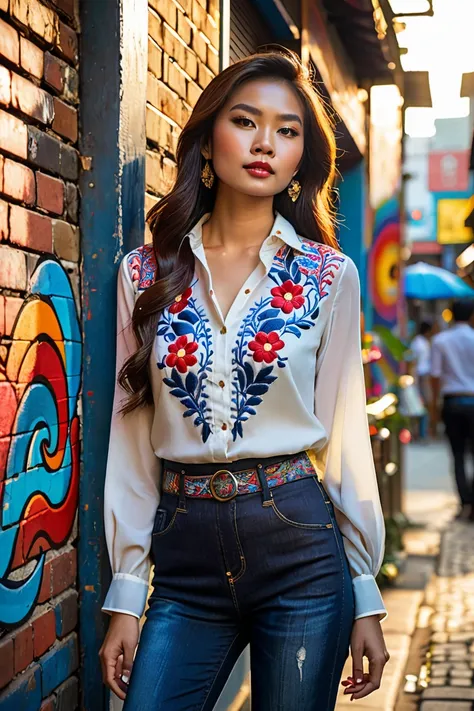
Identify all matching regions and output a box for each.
[162,452,316,502]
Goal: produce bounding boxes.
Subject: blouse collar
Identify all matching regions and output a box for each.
[187,212,304,260]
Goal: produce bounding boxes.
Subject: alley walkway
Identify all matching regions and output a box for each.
[403,440,474,710]
[336,438,459,711]
[417,520,474,709]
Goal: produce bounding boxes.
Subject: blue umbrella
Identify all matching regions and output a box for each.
[404,262,474,300]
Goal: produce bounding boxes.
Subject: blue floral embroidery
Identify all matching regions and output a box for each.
[157,282,214,443]
[151,241,344,444]
[231,243,345,440]
[127,244,157,290]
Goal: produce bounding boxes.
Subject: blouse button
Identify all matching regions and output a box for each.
[276,230,281,235]
[220,326,227,335]
[219,380,225,388]
[221,423,228,431]
[209,289,214,296]
[244,288,251,295]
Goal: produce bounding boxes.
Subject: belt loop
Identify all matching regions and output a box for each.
[178,470,187,510]
[256,463,272,506]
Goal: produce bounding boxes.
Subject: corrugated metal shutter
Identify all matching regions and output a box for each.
[230,0,272,63]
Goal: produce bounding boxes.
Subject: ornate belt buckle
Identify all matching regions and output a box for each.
[209,470,238,501]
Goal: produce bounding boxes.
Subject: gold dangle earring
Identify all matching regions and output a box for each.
[201,160,215,189]
[288,178,301,202]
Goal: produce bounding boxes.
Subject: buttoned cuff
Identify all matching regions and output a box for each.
[102,573,149,619]
[352,574,387,622]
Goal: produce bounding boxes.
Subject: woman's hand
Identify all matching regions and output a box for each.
[341,615,390,701]
[99,612,139,700]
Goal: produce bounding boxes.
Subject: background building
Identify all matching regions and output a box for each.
[0,0,406,708]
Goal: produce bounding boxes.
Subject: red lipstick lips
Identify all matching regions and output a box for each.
[243,161,274,178]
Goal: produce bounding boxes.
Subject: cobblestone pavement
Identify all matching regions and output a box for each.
[419,520,474,711]
[333,440,457,711]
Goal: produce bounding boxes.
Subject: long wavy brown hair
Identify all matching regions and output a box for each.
[119,49,338,414]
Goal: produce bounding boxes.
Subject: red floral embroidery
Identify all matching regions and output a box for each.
[169,288,192,314]
[270,280,305,314]
[166,335,198,373]
[128,254,141,284]
[248,331,285,364]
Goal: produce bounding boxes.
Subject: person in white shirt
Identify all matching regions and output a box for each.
[99,50,389,710]
[411,321,432,380]
[411,321,433,439]
[431,300,474,521]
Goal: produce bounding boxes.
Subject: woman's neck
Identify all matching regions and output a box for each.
[203,187,275,251]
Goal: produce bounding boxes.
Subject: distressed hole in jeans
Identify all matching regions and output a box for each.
[296,645,306,682]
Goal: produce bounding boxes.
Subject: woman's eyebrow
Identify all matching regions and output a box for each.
[278,112,302,126]
[229,102,261,115]
[229,103,303,126]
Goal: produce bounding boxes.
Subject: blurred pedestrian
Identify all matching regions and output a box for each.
[430,300,474,521]
[98,50,389,710]
[411,321,433,439]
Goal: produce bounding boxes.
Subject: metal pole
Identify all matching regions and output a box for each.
[78,0,147,707]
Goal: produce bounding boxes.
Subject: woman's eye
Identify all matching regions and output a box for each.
[233,117,255,128]
[279,127,299,137]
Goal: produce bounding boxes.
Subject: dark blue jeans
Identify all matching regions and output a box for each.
[123,473,355,711]
[442,396,474,506]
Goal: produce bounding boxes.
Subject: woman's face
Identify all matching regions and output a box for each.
[207,78,305,198]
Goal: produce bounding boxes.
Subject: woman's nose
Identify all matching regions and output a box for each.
[251,137,275,157]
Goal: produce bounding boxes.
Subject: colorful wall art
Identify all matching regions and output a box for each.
[0,258,81,628]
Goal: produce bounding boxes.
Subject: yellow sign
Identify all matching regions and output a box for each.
[437,198,472,244]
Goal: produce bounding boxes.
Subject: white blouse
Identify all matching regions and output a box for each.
[102,212,387,622]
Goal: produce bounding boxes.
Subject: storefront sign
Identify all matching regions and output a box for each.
[429,151,470,193]
[437,198,472,244]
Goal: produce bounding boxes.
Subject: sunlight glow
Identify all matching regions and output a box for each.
[396,0,474,130]
[389,0,431,13]
[405,107,436,138]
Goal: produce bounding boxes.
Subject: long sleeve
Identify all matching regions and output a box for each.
[102,256,161,619]
[313,257,387,621]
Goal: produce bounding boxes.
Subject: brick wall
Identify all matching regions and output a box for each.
[145,0,220,224]
[0,0,81,709]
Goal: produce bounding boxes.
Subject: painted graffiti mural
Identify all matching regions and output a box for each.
[368,83,402,332]
[0,258,81,628]
[367,84,403,393]
[367,197,402,392]
[368,197,401,329]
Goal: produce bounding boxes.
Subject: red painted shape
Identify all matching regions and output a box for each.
[0,437,11,477]
[17,341,69,465]
[18,340,66,394]
[0,383,17,551]
[0,381,17,438]
[19,416,80,564]
[6,332,79,569]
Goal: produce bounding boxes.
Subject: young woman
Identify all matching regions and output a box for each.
[99,50,389,710]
